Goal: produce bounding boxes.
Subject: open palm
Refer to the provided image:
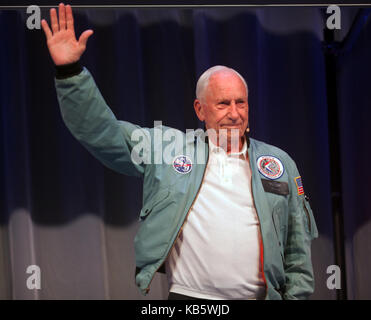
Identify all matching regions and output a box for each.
[41,3,93,66]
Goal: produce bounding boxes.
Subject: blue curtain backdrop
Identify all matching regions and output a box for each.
[337,14,371,299]
[0,6,369,299]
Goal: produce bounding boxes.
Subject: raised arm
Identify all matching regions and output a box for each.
[42,3,150,177]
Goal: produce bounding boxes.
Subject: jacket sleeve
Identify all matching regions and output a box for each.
[283,157,318,299]
[55,67,150,177]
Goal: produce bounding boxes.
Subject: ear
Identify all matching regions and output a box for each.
[194,99,205,122]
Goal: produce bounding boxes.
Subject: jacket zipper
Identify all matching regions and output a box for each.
[145,149,210,293]
[303,200,312,233]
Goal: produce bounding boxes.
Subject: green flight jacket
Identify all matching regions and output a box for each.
[55,68,318,300]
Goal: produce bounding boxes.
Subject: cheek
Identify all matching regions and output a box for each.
[206,110,224,124]
[216,110,232,122]
[240,109,249,121]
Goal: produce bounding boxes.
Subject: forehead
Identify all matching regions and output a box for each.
[206,71,247,99]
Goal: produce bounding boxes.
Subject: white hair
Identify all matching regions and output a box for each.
[195,65,248,101]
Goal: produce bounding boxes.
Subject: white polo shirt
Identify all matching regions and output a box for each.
[165,139,266,300]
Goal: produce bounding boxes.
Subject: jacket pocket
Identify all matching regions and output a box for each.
[139,188,170,221]
[302,197,318,239]
[272,208,285,262]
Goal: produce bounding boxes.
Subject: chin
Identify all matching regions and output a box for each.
[223,131,243,144]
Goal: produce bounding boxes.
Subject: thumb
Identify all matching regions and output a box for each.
[78,29,94,48]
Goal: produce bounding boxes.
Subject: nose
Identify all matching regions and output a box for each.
[228,102,240,120]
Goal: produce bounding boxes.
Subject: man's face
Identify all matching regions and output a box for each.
[194,71,249,147]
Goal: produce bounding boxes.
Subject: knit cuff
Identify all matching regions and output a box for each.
[55,61,83,79]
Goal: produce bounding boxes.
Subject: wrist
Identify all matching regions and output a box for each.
[55,61,83,79]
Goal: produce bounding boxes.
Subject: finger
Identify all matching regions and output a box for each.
[41,19,53,40]
[78,30,94,48]
[50,8,59,33]
[58,3,66,30]
[66,4,75,33]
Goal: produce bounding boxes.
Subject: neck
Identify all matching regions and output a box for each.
[208,135,244,154]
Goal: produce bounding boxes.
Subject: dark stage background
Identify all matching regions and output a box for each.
[0,6,370,299]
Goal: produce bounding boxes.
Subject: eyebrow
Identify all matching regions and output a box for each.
[217,98,246,103]
[218,100,230,104]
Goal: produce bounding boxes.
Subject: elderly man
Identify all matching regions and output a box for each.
[42,4,318,300]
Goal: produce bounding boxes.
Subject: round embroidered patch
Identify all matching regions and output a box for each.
[173,155,192,174]
[257,155,284,180]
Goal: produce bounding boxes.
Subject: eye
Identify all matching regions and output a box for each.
[217,101,230,108]
[236,99,247,108]
[218,101,229,105]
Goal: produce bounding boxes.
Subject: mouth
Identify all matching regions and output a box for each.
[220,125,241,129]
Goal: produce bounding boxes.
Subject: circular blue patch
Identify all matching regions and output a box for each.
[173,155,192,174]
[257,155,284,180]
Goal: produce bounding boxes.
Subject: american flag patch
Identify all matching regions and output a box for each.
[294,176,304,195]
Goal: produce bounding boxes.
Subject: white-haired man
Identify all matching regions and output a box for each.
[42,3,318,300]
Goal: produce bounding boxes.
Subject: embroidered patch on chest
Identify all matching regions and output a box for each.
[173,155,192,174]
[257,155,284,180]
